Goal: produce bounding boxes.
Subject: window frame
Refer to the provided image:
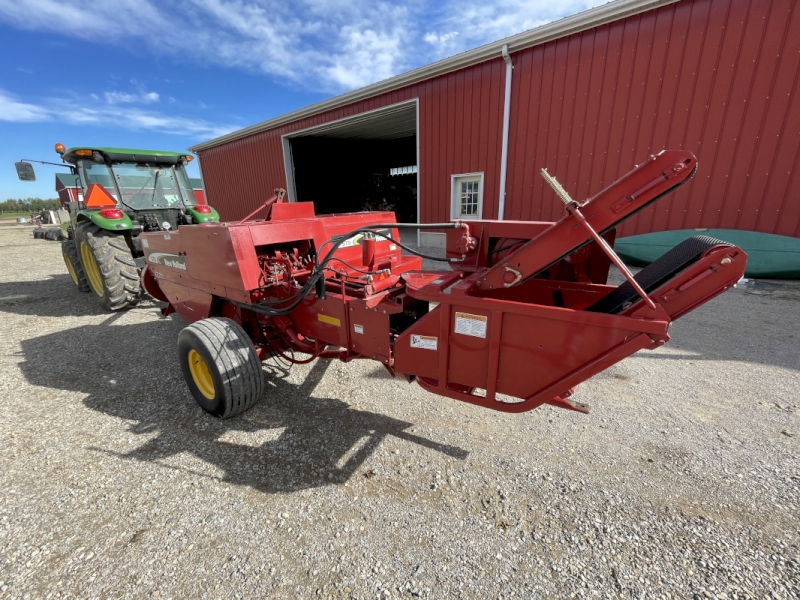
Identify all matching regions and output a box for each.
[450,172,484,220]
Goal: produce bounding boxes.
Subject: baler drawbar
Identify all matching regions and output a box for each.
[141,150,746,418]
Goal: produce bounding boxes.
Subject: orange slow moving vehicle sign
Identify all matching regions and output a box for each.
[83,183,117,209]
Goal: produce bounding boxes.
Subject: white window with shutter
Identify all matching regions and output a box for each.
[451,173,483,220]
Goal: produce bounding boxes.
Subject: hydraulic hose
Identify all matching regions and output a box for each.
[230,222,461,317]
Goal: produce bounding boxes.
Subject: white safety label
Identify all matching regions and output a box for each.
[410,334,438,350]
[353,324,364,334]
[454,312,488,338]
[141,237,149,248]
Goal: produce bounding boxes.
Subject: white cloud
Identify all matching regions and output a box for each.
[427,0,606,54]
[0,90,51,122]
[424,31,459,46]
[0,0,607,93]
[104,90,160,105]
[0,0,412,92]
[0,88,233,137]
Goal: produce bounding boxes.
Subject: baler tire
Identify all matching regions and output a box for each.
[61,240,91,292]
[74,221,142,311]
[177,318,264,419]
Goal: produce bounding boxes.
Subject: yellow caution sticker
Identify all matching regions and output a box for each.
[317,313,341,327]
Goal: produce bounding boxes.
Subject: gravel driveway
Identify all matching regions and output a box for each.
[0,226,797,599]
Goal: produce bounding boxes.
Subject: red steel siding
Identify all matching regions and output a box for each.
[199,60,506,224]
[505,0,800,237]
[199,0,800,238]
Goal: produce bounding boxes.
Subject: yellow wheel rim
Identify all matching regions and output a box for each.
[64,252,79,285]
[80,242,104,297]
[188,349,215,400]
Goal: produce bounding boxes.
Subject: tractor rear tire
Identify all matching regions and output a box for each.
[177,318,264,419]
[62,240,90,292]
[75,221,141,311]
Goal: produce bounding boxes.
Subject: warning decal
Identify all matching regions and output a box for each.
[410,335,438,350]
[454,312,488,338]
[353,324,364,334]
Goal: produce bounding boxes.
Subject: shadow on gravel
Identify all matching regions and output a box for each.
[0,275,109,317]
[639,309,799,373]
[18,319,468,494]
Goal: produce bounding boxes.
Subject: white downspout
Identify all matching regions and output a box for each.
[497,44,513,221]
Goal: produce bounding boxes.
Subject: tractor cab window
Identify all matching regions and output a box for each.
[82,161,120,201]
[109,162,192,209]
[172,165,198,206]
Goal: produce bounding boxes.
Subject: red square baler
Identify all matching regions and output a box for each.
[140,151,746,419]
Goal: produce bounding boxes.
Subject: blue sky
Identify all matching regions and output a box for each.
[0,0,603,201]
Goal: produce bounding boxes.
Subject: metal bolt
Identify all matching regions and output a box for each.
[352,344,356,349]
[374,308,378,312]
[372,355,376,359]
[350,307,354,311]
[382,309,387,314]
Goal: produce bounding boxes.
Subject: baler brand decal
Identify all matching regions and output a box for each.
[333,229,391,249]
[454,312,488,338]
[147,251,187,271]
[317,314,341,327]
[410,335,438,350]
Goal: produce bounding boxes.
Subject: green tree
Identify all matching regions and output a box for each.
[0,198,61,213]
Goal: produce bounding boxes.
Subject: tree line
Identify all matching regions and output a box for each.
[0,198,62,213]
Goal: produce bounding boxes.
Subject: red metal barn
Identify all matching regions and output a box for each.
[190,0,800,246]
[55,173,82,208]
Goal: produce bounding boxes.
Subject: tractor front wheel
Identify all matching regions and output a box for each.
[75,222,141,311]
[178,318,264,418]
[61,240,90,292]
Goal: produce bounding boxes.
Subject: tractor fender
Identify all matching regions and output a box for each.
[76,209,133,232]
[185,205,220,223]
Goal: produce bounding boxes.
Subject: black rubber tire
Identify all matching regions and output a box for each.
[61,240,91,292]
[177,318,264,419]
[74,221,141,311]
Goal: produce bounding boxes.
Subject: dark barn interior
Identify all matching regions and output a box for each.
[286,102,418,223]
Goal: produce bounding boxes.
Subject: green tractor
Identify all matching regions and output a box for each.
[15,144,219,310]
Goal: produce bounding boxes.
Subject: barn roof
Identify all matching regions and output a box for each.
[189,0,677,153]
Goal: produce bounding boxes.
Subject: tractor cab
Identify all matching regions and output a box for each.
[14,143,220,311]
[57,145,219,237]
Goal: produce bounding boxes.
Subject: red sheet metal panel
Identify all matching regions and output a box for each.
[199,59,506,225]
[505,0,800,237]
[199,0,799,238]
